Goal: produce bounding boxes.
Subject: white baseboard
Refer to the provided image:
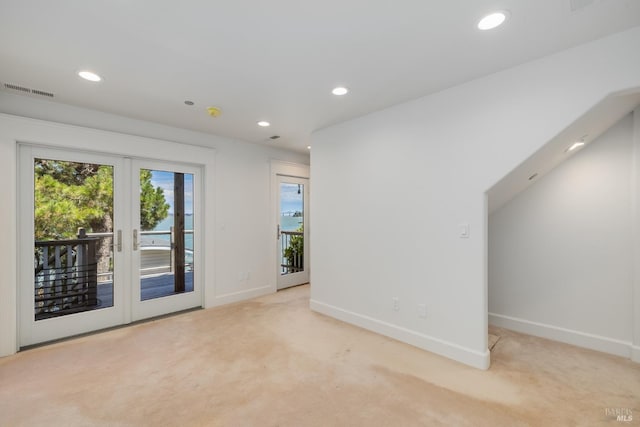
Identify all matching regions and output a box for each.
[310,299,490,370]
[489,313,634,359]
[210,285,274,307]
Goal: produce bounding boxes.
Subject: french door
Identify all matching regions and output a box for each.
[131,160,201,321]
[276,175,309,289]
[18,146,202,347]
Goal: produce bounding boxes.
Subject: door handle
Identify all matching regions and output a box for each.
[116,230,122,252]
[133,229,139,251]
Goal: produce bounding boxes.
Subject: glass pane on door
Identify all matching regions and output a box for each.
[280,182,304,275]
[33,159,114,320]
[139,169,194,301]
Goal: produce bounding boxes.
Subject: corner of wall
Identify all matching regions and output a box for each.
[0,129,18,358]
[633,106,640,359]
[310,299,491,370]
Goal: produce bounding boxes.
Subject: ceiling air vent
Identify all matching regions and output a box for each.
[31,89,54,98]
[2,82,55,98]
[4,83,31,93]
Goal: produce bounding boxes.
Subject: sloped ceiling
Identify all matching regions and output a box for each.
[488,92,640,213]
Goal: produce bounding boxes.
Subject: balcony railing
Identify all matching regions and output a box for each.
[281,230,303,274]
[33,228,195,320]
[137,228,194,275]
[34,234,98,320]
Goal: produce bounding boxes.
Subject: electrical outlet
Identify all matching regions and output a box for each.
[418,304,427,318]
[392,297,400,311]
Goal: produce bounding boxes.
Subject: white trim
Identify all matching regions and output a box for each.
[212,285,273,306]
[632,345,640,363]
[311,299,490,370]
[0,141,18,356]
[633,107,640,357]
[489,313,633,359]
[482,192,489,354]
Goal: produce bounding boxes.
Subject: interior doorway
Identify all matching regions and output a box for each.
[276,176,309,289]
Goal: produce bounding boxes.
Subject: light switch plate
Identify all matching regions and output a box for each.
[459,223,470,238]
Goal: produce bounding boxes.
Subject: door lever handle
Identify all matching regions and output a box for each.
[116,230,122,252]
[133,229,139,251]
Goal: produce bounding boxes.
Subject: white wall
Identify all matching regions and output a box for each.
[489,113,635,357]
[310,26,640,369]
[0,93,309,357]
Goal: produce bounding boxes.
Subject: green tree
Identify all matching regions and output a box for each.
[283,225,304,272]
[139,169,170,231]
[34,160,169,240]
[35,161,113,240]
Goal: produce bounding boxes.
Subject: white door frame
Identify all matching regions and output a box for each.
[18,145,128,346]
[1,114,216,356]
[270,160,310,291]
[277,175,310,289]
[18,146,205,346]
[131,159,203,322]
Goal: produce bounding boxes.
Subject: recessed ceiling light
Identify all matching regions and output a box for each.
[257,121,270,127]
[477,11,508,30]
[332,87,349,96]
[307,146,311,150]
[78,70,102,82]
[566,141,585,152]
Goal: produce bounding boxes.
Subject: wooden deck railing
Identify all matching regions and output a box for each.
[34,232,99,320]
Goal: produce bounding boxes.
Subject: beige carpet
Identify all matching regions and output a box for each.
[1,285,638,426]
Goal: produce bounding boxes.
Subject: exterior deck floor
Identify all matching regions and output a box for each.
[96,271,194,308]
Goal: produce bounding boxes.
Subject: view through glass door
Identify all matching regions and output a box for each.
[277,176,309,289]
[19,147,126,346]
[19,146,202,347]
[131,160,201,321]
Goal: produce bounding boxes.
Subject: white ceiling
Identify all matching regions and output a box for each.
[1,0,639,153]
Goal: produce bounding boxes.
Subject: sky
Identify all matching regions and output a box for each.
[149,170,193,214]
[280,182,304,215]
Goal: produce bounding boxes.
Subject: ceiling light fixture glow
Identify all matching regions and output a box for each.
[332,87,349,96]
[477,11,508,30]
[78,70,102,82]
[257,121,271,127]
[307,146,311,150]
[567,141,585,152]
